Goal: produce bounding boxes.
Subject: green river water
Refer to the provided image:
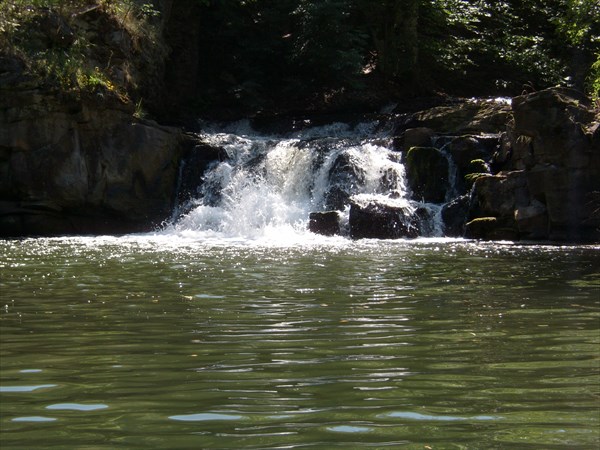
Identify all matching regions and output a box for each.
[1,236,599,449]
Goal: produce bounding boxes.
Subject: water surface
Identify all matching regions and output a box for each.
[1,236,599,448]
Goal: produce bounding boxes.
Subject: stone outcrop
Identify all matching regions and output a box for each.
[0,55,183,236]
[466,88,600,242]
[398,99,511,135]
[0,2,194,237]
[323,150,366,211]
[391,89,598,242]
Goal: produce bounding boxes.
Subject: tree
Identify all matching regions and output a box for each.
[358,0,421,87]
[290,0,369,90]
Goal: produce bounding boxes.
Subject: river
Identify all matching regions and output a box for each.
[1,235,598,448]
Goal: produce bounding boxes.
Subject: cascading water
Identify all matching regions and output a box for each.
[166,120,454,242]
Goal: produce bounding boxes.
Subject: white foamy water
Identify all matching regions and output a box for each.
[163,121,446,244]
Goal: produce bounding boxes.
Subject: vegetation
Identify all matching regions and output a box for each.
[189,0,600,113]
[0,0,165,105]
[1,0,598,115]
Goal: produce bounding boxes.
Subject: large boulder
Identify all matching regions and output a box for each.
[441,194,470,237]
[511,88,596,169]
[349,199,418,239]
[447,135,497,193]
[323,150,366,210]
[402,99,511,135]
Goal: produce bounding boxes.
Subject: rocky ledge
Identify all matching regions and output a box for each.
[0,55,184,236]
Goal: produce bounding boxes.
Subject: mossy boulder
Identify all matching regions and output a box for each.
[407,100,511,134]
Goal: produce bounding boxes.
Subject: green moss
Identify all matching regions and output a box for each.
[464,158,491,188]
[588,52,600,103]
[466,217,497,226]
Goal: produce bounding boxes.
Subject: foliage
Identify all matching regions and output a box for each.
[2,0,598,113]
[589,54,600,102]
[0,0,164,103]
[291,0,369,89]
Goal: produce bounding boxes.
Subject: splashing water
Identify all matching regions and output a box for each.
[165,121,447,242]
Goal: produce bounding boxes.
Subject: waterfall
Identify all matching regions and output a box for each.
[166,120,458,241]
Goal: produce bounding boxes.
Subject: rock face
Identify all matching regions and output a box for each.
[0,58,183,236]
[401,99,511,135]
[404,146,449,203]
[467,88,600,242]
[323,150,366,210]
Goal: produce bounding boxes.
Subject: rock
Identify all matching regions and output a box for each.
[442,194,470,237]
[463,159,491,191]
[406,99,511,134]
[514,199,548,239]
[400,127,434,150]
[511,88,595,169]
[36,8,75,48]
[323,151,365,210]
[448,135,497,193]
[176,139,228,207]
[465,88,600,242]
[0,90,183,236]
[308,211,340,236]
[469,171,529,217]
[349,199,418,239]
[405,146,449,203]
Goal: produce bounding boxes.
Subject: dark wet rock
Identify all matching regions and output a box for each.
[349,200,418,239]
[514,199,548,239]
[308,211,340,236]
[405,146,449,203]
[323,151,365,210]
[398,127,435,151]
[176,139,228,207]
[442,194,470,237]
[447,135,497,193]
